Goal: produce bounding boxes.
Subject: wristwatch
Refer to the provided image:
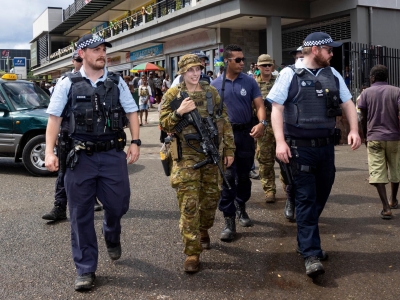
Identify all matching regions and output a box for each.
[260,120,268,126]
[131,139,142,146]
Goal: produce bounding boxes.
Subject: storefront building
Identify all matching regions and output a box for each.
[31,0,400,91]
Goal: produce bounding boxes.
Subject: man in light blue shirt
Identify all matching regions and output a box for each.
[268,32,361,278]
[45,33,140,291]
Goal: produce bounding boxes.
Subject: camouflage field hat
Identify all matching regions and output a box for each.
[257,54,274,65]
[178,54,204,74]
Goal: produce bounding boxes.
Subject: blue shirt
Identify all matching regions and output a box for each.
[47,67,138,117]
[267,59,352,105]
[211,72,262,124]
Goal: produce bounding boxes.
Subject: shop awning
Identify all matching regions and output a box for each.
[50,0,122,35]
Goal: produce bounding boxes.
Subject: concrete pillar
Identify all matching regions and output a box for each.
[266,16,282,66]
[209,50,214,74]
[165,54,171,78]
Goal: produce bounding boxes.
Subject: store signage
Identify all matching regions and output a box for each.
[13,58,26,67]
[130,44,163,62]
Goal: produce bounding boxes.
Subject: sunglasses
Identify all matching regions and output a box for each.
[318,46,333,54]
[259,64,273,68]
[74,58,83,63]
[228,57,246,63]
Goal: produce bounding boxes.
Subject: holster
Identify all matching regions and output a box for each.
[334,128,342,146]
[275,157,294,186]
[115,130,127,151]
[58,131,71,173]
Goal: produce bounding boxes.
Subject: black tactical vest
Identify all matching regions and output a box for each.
[64,72,126,138]
[284,67,339,135]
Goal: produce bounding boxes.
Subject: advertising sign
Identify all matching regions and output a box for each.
[31,42,38,67]
[13,58,26,67]
[130,44,163,62]
[13,57,27,79]
[1,50,10,58]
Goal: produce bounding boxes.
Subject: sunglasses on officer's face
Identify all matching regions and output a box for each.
[259,64,273,68]
[228,57,246,63]
[318,46,333,54]
[74,58,83,63]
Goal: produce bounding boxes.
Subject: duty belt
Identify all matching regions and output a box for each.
[231,122,252,131]
[286,136,334,148]
[74,139,116,155]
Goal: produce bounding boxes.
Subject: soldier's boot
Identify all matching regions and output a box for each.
[284,184,295,221]
[200,229,210,250]
[265,192,276,203]
[220,216,236,242]
[235,203,253,227]
[184,255,200,273]
[42,205,67,221]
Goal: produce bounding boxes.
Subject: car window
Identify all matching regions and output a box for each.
[2,82,50,110]
[0,91,5,104]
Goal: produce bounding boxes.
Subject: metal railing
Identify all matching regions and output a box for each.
[349,42,400,99]
[64,0,87,21]
[95,0,191,38]
[49,44,75,61]
[49,0,192,62]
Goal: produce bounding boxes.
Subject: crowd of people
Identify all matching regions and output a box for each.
[43,31,400,292]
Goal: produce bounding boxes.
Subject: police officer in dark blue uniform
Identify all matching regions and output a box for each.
[211,44,266,241]
[268,32,361,278]
[42,50,102,222]
[45,33,140,291]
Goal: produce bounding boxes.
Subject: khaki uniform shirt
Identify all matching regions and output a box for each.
[256,74,277,122]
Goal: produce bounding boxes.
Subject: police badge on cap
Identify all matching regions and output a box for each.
[76,33,112,50]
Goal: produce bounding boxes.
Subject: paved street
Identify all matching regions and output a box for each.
[1,108,399,299]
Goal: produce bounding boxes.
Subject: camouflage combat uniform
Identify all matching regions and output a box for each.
[255,74,277,197]
[159,81,235,256]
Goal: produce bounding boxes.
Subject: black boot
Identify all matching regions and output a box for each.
[42,206,67,221]
[220,216,236,242]
[235,203,252,227]
[74,272,96,291]
[284,185,295,221]
[305,256,325,278]
[105,240,122,260]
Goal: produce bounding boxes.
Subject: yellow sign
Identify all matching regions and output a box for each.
[1,73,18,80]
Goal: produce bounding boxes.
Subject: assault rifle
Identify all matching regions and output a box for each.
[170,92,231,189]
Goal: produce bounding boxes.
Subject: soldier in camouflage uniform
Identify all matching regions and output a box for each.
[255,54,278,203]
[159,54,235,273]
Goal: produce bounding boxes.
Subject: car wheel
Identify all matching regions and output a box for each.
[22,134,53,176]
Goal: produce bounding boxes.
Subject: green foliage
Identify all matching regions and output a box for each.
[146,6,153,21]
[176,0,182,10]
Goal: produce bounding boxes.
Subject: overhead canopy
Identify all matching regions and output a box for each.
[50,0,119,35]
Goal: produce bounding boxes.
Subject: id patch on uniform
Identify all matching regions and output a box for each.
[300,80,315,87]
[76,95,91,102]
